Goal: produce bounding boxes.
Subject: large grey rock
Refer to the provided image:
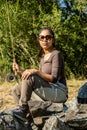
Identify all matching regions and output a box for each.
[42,97,87,130]
[28,100,63,118]
[43,116,74,130]
[1,97,87,130]
[64,97,87,129]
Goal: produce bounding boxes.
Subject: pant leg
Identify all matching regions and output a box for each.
[34,82,68,103]
[16,75,50,106]
[12,74,68,107]
[11,76,35,106]
[19,77,33,106]
[18,74,49,106]
[32,75,68,103]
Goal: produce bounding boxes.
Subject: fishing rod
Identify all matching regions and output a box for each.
[5,0,18,83]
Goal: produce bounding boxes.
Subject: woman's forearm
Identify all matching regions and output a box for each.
[36,70,54,82]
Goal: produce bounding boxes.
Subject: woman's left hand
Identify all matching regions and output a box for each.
[22,69,38,80]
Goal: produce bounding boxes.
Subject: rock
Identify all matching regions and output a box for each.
[42,116,58,130]
[43,116,74,130]
[1,97,87,130]
[28,100,63,118]
[63,97,87,129]
[47,102,63,113]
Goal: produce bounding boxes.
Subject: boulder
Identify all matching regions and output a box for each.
[1,98,87,130]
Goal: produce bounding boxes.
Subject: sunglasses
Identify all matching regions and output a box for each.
[39,35,53,41]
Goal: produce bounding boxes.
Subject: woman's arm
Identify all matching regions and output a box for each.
[37,70,54,82]
[21,51,64,83]
[13,59,24,75]
[21,69,54,82]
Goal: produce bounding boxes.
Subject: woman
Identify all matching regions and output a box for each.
[12,26,68,119]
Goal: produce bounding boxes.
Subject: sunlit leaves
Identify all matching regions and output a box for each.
[0,0,87,79]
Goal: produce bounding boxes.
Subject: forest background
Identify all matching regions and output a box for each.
[0,0,87,81]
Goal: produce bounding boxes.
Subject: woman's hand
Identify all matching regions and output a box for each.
[13,59,23,75]
[13,59,19,74]
[22,69,38,80]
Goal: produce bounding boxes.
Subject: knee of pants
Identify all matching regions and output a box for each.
[21,75,39,90]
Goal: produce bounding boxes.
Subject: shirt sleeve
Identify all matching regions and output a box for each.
[52,51,64,83]
[39,59,42,71]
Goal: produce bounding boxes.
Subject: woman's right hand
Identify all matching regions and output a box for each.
[13,59,20,74]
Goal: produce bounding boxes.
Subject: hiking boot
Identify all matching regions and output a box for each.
[12,105,29,120]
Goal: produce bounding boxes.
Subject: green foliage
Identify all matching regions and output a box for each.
[0,0,87,80]
[59,0,87,79]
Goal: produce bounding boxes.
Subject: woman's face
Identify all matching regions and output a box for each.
[39,30,54,50]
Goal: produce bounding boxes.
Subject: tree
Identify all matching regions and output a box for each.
[0,0,87,80]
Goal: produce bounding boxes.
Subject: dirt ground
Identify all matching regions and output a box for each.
[0,79,86,111]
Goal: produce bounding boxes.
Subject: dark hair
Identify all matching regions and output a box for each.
[38,26,55,57]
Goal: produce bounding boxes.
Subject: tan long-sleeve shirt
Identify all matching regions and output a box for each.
[39,49,66,86]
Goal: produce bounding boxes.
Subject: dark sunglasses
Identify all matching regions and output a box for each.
[39,35,53,41]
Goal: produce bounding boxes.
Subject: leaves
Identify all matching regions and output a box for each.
[0,0,87,79]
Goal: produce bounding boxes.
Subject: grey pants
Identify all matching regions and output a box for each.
[11,75,68,106]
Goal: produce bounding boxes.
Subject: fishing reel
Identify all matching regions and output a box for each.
[5,73,18,83]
